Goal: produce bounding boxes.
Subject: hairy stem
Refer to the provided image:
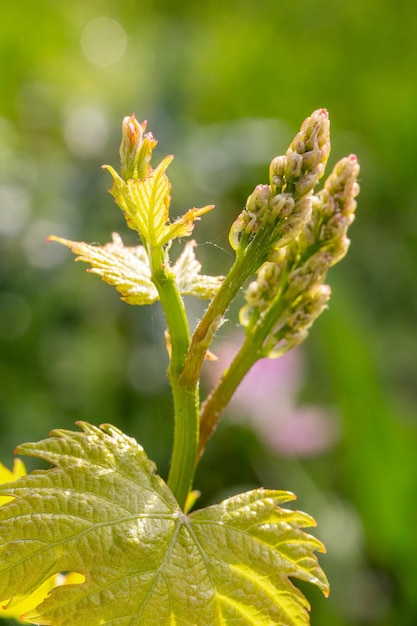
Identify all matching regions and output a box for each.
[198,336,259,459]
[182,226,287,464]
[181,228,272,396]
[198,289,294,457]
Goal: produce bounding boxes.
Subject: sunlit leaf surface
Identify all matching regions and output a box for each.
[49,235,223,304]
[104,156,213,248]
[49,232,159,305]
[0,459,26,506]
[0,461,84,621]
[0,424,328,625]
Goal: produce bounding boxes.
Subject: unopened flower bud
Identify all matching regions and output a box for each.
[228,214,245,250]
[285,284,331,345]
[293,171,321,199]
[246,185,271,215]
[240,260,285,326]
[267,246,288,264]
[302,149,320,171]
[286,267,313,296]
[276,220,302,248]
[323,154,360,218]
[120,114,144,179]
[286,250,332,299]
[269,155,287,191]
[329,236,351,264]
[274,195,312,247]
[268,194,295,222]
[319,213,349,243]
[236,117,359,361]
[119,114,157,180]
[303,250,333,278]
[269,110,331,238]
[285,152,303,179]
[283,328,309,348]
[301,108,330,153]
[313,189,333,219]
[231,110,332,257]
[293,137,305,154]
[229,185,271,249]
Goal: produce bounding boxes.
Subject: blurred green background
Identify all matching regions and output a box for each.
[1,1,416,624]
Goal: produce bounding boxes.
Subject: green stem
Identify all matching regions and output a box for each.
[149,245,198,510]
[181,235,268,396]
[181,228,282,464]
[198,336,259,459]
[198,287,292,457]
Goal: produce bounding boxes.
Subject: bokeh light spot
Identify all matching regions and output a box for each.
[81,17,127,66]
[23,219,68,269]
[0,184,30,237]
[63,103,109,158]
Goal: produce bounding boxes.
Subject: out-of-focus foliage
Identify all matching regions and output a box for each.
[0,1,416,624]
[0,460,85,621]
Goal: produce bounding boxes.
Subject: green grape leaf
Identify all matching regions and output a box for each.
[0,423,328,625]
[49,232,158,305]
[0,458,26,506]
[104,156,213,247]
[49,235,223,305]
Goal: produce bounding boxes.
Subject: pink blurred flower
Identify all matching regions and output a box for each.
[204,332,340,456]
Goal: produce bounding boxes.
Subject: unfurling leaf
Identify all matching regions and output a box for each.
[119,115,157,181]
[0,423,328,625]
[49,232,159,305]
[49,235,223,304]
[104,155,213,248]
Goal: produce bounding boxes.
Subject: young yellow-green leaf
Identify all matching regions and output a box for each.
[49,235,223,305]
[173,240,224,299]
[0,423,328,625]
[49,232,159,305]
[104,156,213,247]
